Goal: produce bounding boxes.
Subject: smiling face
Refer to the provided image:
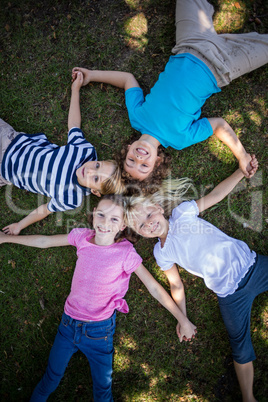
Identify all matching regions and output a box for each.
[123,139,160,180]
[92,199,126,245]
[131,203,169,240]
[76,161,115,195]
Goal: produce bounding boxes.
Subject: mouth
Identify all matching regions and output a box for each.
[97,226,110,233]
[136,147,148,156]
[151,222,159,233]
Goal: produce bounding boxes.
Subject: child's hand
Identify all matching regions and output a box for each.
[71,71,84,91]
[2,222,21,235]
[72,67,92,86]
[239,153,258,178]
[176,321,197,343]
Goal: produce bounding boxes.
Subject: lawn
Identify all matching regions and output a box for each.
[0,0,267,401]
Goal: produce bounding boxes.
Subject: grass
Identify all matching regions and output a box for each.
[0,0,267,401]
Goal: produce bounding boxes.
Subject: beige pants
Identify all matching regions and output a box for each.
[172,0,268,87]
[0,119,21,186]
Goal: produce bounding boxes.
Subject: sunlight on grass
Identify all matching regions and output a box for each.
[124,13,148,51]
[213,1,247,32]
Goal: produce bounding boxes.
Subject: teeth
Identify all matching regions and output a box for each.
[137,148,148,155]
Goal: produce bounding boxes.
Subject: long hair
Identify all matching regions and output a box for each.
[124,177,194,230]
[100,160,126,195]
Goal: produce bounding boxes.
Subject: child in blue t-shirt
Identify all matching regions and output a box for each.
[72,0,268,191]
[0,71,124,235]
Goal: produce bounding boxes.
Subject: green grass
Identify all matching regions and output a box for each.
[0,0,267,401]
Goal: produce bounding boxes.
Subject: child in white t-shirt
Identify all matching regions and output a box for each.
[125,155,267,402]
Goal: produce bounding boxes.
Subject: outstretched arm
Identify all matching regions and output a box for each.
[2,203,52,235]
[72,67,140,91]
[68,70,83,130]
[196,155,258,213]
[208,117,256,178]
[0,231,69,247]
[135,263,196,342]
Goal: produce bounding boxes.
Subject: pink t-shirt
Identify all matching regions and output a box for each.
[64,228,143,321]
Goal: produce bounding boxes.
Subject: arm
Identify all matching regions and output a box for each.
[0,231,69,248]
[208,117,256,178]
[68,70,83,130]
[72,67,140,91]
[196,156,258,213]
[134,264,196,342]
[2,203,52,235]
[164,264,187,316]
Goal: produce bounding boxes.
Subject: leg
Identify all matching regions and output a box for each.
[80,313,116,402]
[218,255,268,401]
[172,0,268,86]
[234,360,257,402]
[0,118,21,186]
[30,314,78,402]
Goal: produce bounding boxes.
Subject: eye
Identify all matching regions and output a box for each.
[147,213,152,218]
[112,218,119,222]
[128,158,134,162]
[96,162,100,169]
[94,176,99,183]
[142,164,148,168]
[97,212,104,217]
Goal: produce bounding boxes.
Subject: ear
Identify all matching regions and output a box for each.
[91,189,101,197]
[120,224,127,232]
[127,145,130,149]
[156,204,164,214]
[155,155,163,167]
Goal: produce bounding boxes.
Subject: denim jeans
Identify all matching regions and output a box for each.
[218,254,268,364]
[30,311,116,402]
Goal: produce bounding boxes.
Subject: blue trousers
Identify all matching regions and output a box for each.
[30,311,116,402]
[218,254,268,364]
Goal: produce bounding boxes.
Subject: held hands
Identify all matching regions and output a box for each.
[2,222,21,236]
[176,320,197,343]
[71,70,84,91]
[239,153,258,179]
[72,67,92,86]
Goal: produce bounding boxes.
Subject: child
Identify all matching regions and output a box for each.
[0,71,124,236]
[124,156,267,402]
[0,194,196,401]
[72,0,268,188]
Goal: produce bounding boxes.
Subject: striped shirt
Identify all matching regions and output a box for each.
[1,127,96,212]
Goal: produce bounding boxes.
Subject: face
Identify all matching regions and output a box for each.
[76,161,115,195]
[132,204,168,239]
[93,199,126,242]
[124,140,160,180]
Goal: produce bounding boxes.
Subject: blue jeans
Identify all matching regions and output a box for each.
[218,254,268,364]
[30,311,116,402]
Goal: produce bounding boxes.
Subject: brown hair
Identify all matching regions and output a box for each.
[88,194,140,244]
[115,137,171,195]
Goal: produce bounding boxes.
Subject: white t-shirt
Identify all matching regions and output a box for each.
[154,201,256,297]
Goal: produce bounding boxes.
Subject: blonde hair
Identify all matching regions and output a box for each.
[124,177,194,230]
[100,160,126,195]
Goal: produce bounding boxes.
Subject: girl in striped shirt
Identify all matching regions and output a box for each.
[0,71,124,235]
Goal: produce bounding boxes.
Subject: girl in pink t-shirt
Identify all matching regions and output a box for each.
[0,195,196,402]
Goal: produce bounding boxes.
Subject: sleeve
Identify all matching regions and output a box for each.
[153,243,174,271]
[185,117,213,147]
[123,244,143,275]
[125,87,145,130]
[171,200,199,221]
[67,127,85,143]
[67,228,90,247]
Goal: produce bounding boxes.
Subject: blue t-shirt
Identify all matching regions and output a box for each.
[125,53,221,150]
[1,127,96,212]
